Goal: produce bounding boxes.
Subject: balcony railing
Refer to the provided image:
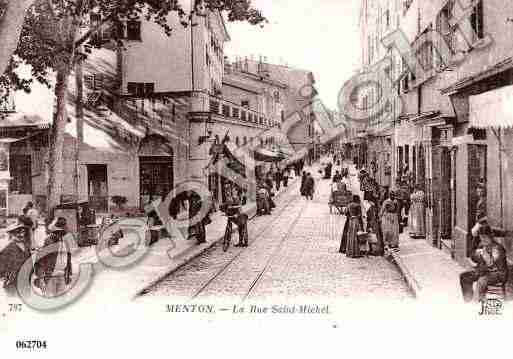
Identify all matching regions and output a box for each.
[209,96,270,127]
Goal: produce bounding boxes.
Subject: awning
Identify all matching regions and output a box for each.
[282,147,308,165]
[208,142,247,175]
[442,57,513,95]
[0,112,50,129]
[0,136,31,143]
[253,147,286,163]
[469,85,513,129]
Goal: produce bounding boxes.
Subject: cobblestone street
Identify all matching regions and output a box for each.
[140,163,412,303]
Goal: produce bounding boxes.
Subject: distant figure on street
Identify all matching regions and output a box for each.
[304,173,315,200]
[283,167,290,187]
[265,172,274,194]
[332,170,342,183]
[274,169,282,191]
[409,184,426,238]
[323,162,332,179]
[300,171,307,197]
[460,224,508,303]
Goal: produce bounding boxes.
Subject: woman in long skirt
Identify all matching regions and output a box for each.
[380,192,400,250]
[365,198,384,256]
[339,195,364,258]
[300,171,307,197]
[409,184,426,238]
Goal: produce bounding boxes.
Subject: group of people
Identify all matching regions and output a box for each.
[332,166,422,258]
[1,203,73,298]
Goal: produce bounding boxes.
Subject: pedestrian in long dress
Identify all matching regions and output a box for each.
[339,195,364,257]
[409,184,426,238]
[380,192,400,250]
[274,169,282,191]
[304,173,315,200]
[283,168,289,187]
[300,171,307,197]
[365,198,384,256]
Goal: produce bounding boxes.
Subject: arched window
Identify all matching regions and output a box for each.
[236,137,240,146]
[274,91,280,103]
[215,135,220,144]
[243,136,247,145]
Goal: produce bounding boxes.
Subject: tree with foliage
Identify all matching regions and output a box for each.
[0,0,265,217]
[0,0,37,80]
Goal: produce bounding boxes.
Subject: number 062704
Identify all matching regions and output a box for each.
[16,340,47,350]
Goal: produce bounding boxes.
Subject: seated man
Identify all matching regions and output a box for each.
[459,224,508,303]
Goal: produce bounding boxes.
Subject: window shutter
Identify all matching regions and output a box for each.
[84,75,94,89]
[94,73,104,90]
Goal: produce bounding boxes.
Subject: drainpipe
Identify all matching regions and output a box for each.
[496,128,504,229]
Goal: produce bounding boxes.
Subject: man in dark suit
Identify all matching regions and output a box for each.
[0,223,32,296]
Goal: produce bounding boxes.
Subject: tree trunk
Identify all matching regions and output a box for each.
[47,65,72,218]
[74,58,84,204]
[0,0,36,76]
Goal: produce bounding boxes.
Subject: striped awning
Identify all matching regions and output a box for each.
[469,85,513,129]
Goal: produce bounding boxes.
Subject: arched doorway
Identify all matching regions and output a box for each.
[138,135,174,208]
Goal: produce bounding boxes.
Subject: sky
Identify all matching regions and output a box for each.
[225,0,362,111]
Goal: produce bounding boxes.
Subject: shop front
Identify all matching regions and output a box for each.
[441,62,513,265]
[464,83,513,264]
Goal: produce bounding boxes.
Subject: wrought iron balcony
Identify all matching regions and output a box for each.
[208,96,271,128]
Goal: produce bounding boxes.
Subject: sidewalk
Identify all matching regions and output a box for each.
[391,233,465,304]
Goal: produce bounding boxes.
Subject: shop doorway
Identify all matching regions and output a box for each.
[439,147,452,240]
[139,156,174,208]
[467,144,487,257]
[87,164,108,212]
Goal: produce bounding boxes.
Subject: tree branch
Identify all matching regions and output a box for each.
[74,12,115,47]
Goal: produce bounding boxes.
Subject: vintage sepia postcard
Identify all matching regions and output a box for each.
[0,0,511,356]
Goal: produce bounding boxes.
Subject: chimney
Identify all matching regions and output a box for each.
[258,55,270,77]
[224,56,232,74]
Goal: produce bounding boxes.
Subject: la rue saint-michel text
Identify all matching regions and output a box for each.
[166,304,330,315]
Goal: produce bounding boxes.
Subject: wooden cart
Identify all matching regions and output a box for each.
[329,188,352,215]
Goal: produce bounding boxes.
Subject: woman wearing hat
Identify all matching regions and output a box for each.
[34,217,73,297]
[0,223,32,296]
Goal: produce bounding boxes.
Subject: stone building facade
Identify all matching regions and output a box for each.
[357,0,513,265]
